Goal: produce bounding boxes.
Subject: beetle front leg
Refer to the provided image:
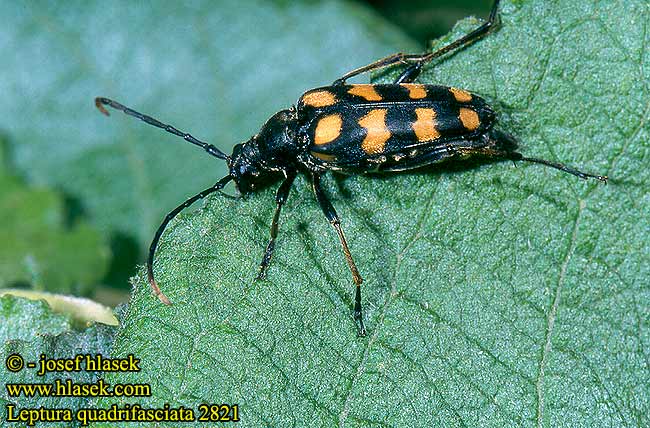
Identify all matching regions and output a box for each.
[312,173,366,337]
[257,170,297,280]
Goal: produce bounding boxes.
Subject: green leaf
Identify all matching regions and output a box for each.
[0,0,415,286]
[0,295,70,341]
[112,0,647,427]
[1,295,117,428]
[0,142,110,295]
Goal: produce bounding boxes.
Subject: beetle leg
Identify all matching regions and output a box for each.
[257,170,297,280]
[312,173,366,337]
[459,146,608,182]
[395,0,500,84]
[393,63,423,84]
[334,0,500,85]
[516,155,607,182]
[333,52,410,85]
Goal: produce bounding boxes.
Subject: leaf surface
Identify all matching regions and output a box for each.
[0,143,109,295]
[1,295,117,427]
[111,0,649,426]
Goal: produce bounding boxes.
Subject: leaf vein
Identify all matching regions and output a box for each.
[536,199,585,428]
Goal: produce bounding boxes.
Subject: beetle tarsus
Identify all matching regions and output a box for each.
[256,241,274,280]
[354,285,366,337]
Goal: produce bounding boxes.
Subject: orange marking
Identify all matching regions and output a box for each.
[314,114,343,145]
[348,85,382,101]
[302,90,337,107]
[358,109,390,155]
[459,108,480,131]
[450,87,472,102]
[401,84,427,99]
[412,108,440,142]
[311,151,336,162]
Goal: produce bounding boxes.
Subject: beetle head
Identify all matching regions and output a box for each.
[228,141,265,193]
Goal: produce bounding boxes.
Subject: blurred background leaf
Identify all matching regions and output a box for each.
[0,139,109,295]
[367,0,492,42]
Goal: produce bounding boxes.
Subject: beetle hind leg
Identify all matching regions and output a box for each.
[334,0,501,85]
[394,0,500,84]
[465,130,608,182]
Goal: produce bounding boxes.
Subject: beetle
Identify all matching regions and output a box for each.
[95,0,606,336]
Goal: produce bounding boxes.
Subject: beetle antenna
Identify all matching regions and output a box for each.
[147,174,233,305]
[95,97,230,161]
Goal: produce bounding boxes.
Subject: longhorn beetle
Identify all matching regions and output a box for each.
[95,0,607,336]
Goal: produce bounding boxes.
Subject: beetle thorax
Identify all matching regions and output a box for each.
[228,108,299,192]
[255,108,300,164]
